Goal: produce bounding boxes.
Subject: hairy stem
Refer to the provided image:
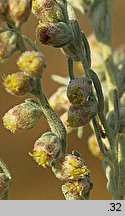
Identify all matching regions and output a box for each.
[0,159,11,200]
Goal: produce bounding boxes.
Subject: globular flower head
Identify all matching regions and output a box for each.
[17,51,46,76]
[36,21,73,48]
[0,0,8,14]
[8,0,32,27]
[68,97,97,127]
[62,178,92,200]
[52,154,89,181]
[49,86,70,111]
[31,132,62,168]
[32,0,65,22]
[67,77,92,105]
[3,72,35,96]
[0,30,17,62]
[3,99,42,133]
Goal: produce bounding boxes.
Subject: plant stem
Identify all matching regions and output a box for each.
[35,78,67,154]
[23,35,39,52]
[0,159,11,200]
[68,57,75,80]
[92,117,109,160]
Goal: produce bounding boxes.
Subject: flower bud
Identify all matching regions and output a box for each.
[32,0,64,22]
[0,0,8,14]
[36,21,73,48]
[3,100,42,133]
[8,0,31,27]
[62,178,92,200]
[0,30,17,62]
[17,51,46,76]
[49,86,70,111]
[52,154,89,181]
[67,77,92,105]
[31,132,62,168]
[3,72,35,96]
[68,98,97,127]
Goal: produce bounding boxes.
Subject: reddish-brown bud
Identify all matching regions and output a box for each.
[36,21,73,48]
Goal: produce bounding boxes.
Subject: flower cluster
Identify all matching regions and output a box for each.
[0,0,32,62]
[32,0,73,47]
[52,153,92,200]
[67,78,97,127]
[1,0,94,201]
[3,50,46,133]
[3,51,46,96]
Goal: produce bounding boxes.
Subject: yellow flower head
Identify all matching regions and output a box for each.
[31,132,62,168]
[52,154,90,181]
[62,179,92,200]
[17,51,46,76]
[3,72,33,96]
